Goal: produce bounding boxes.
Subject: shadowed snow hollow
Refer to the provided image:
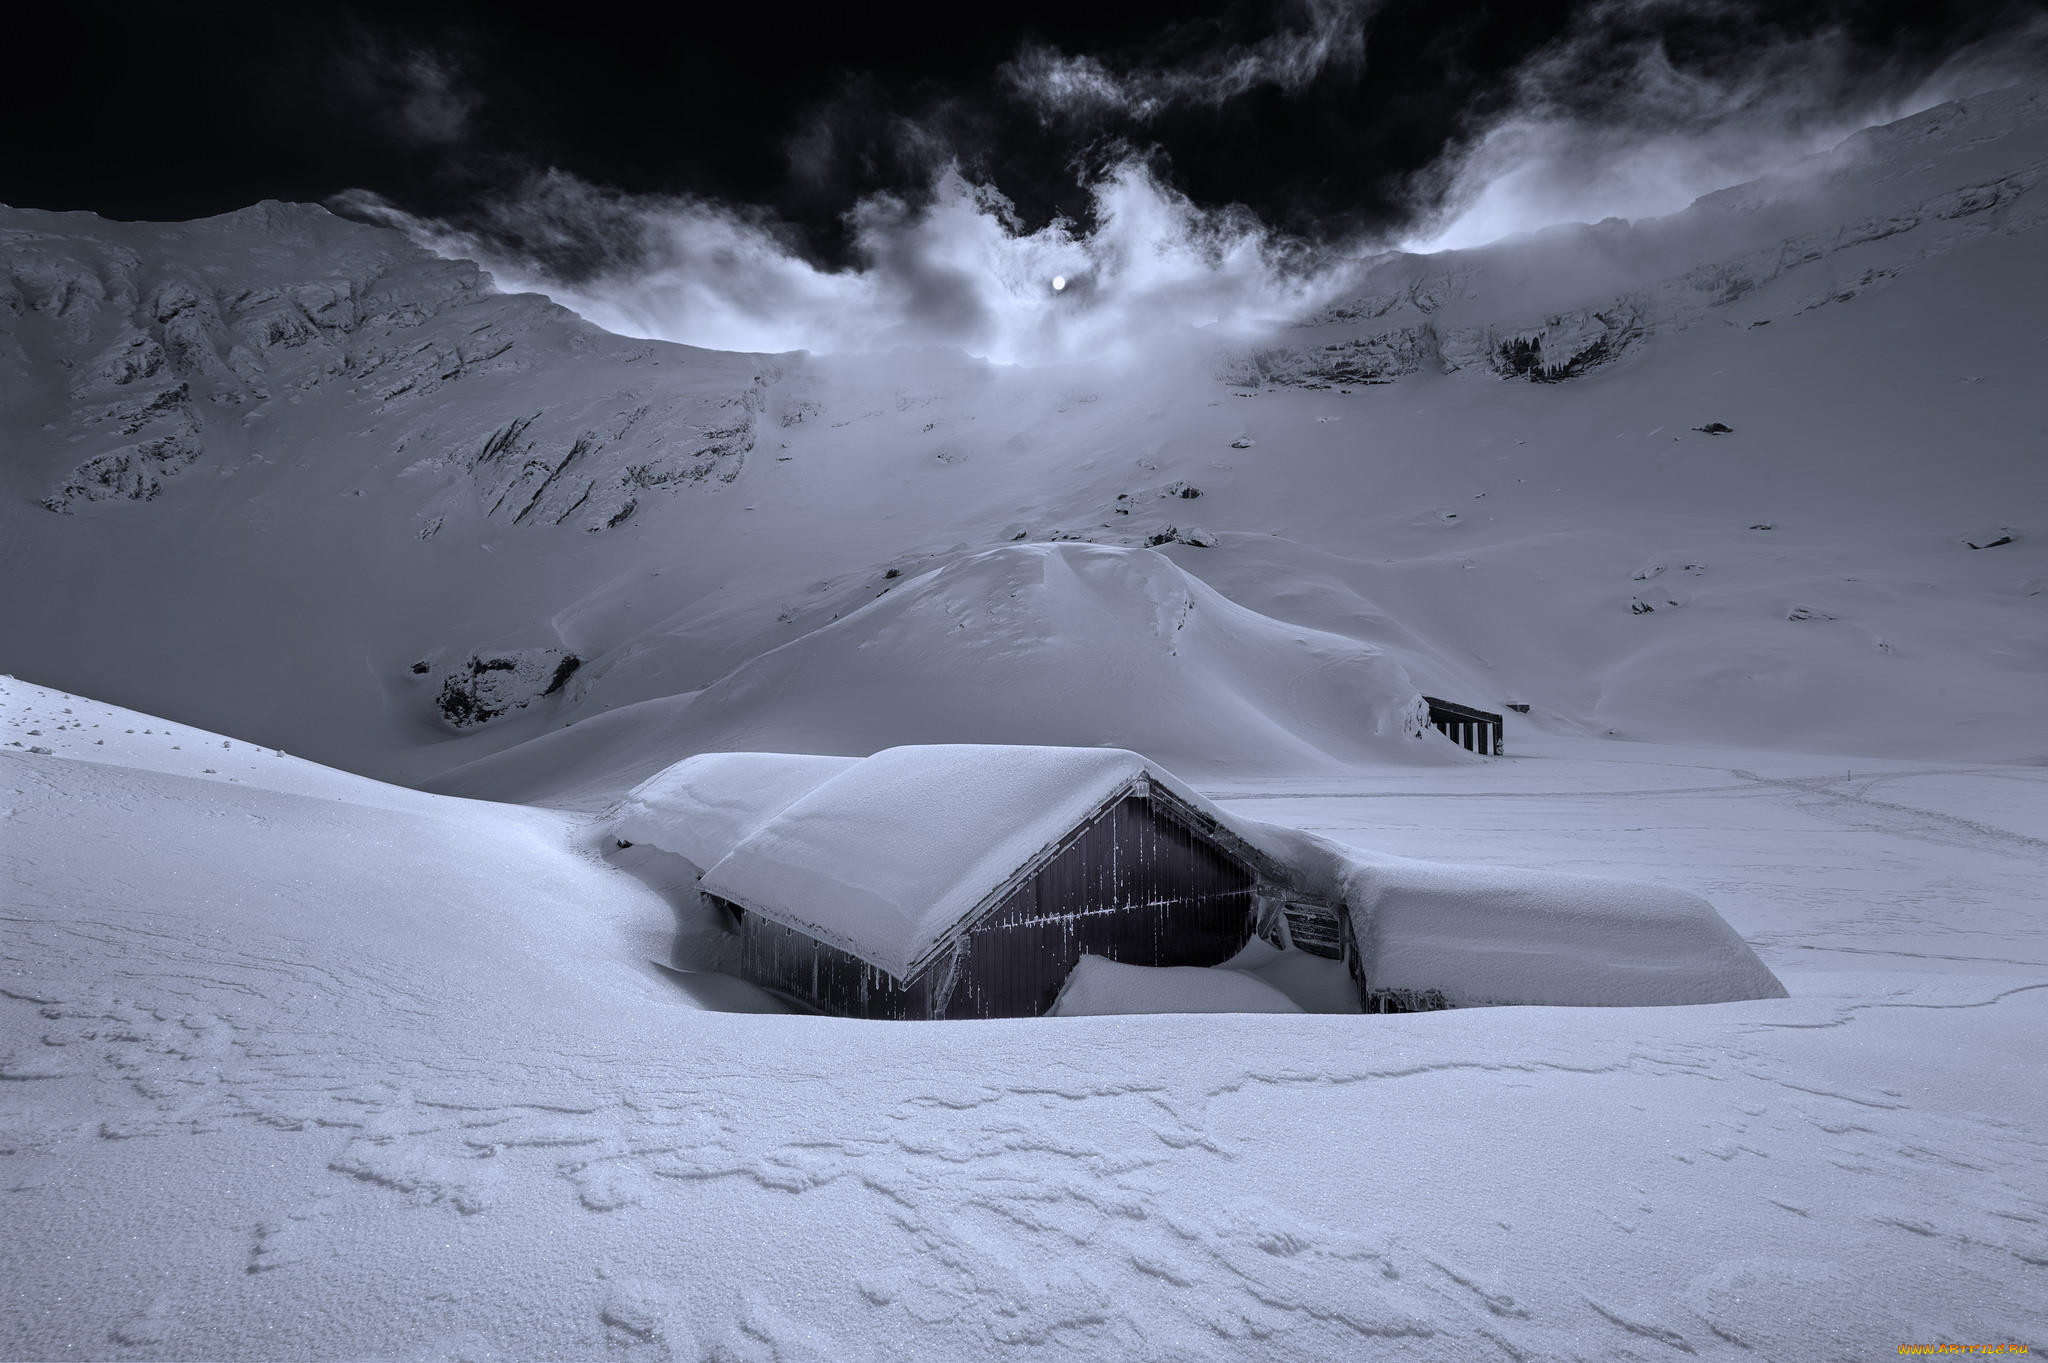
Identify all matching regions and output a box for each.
[435,542,1443,803]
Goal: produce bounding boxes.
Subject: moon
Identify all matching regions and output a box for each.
[1051,275,1066,292]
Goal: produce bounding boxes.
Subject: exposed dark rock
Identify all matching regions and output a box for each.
[1219,327,1438,388]
[1144,526,1217,549]
[432,647,578,730]
[543,655,583,695]
[42,429,205,512]
[1497,336,1544,378]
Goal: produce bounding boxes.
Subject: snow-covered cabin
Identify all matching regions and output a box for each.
[615,745,1286,1019]
[1337,858,1788,1011]
[611,745,1785,1018]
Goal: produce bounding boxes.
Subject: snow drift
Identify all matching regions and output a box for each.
[435,542,1442,803]
[1342,856,1791,1010]
[609,751,858,873]
[1050,955,1304,1016]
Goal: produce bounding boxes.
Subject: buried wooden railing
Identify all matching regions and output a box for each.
[1422,696,1504,756]
[1267,900,1452,1013]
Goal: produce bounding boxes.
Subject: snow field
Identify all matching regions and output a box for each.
[5,680,2045,1358]
[1050,952,1306,1014]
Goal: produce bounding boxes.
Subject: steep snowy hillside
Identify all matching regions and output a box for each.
[4,86,2046,792]
[1,201,767,526]
[433,542,1440,804]
[0,202,781,775]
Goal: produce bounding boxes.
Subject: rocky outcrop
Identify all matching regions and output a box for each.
[453,379,759,533]
[415,648,583,730]
[1462,303,1647,382]
[1217,326,1439,387]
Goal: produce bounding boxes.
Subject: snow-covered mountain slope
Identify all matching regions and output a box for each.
[6,676,2044,1358]
[5,87,2046,796]
[1,200,767,524]
[0,201,779,782]
[432,542,1441,804]
[1244,85,2048,387]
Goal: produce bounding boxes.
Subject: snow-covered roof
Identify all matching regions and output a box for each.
[696,744,1246,977]
[610,751,859,872]
[1341,857,1786,1008]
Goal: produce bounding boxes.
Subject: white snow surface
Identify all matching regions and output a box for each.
[696,744,1232,976]
[1344,856,1790,1008]
[609,750,858,872]
[6,676,2045,1360]
[5,85,2048,1360]
[431,541,1441,806]
[1050,955,1305,1016]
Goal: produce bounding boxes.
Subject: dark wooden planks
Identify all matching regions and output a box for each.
[723,789,1260,1019]
[1422,695,1504,756]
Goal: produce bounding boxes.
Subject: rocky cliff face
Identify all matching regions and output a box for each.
[1,201,770,527]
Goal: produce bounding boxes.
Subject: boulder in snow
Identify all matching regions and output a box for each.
[430,648,582,730]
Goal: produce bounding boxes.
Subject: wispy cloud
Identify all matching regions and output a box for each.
[1003,0,1370,122]
[1404,0,2048,251]
[341,160,1351,365]
[336,1,2048,361]
[334,35,480,147]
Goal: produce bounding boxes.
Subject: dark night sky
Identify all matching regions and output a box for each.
[8,0,2046,267]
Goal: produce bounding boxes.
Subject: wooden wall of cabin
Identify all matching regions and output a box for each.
[728,906,941,1020]
[936,794,1256,1019]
